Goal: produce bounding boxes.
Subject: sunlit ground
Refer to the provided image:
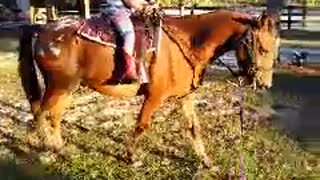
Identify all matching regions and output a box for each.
[0,27,318,180]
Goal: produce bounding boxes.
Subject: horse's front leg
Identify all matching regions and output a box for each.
[126,93,166,162]
[33,88,71,151]
[181,93,212,168]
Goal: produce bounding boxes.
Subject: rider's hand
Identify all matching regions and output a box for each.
[150,3,159,9]
[143,3,159,13]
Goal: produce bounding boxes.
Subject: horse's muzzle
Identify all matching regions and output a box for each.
[257,83,271,90]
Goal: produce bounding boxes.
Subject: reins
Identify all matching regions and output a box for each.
[216,25,256,180]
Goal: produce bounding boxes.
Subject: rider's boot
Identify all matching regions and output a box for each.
[120,49,149,84]
[123,50,139,82]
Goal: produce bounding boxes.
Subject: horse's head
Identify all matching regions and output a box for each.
[237,10,279,90]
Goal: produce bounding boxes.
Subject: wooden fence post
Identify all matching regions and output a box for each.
[302,0,307,28]
[79,0,90,19]
[178,0,184,16]
[191,2,198,15]
[29,0,57,24]
[46,6,58,21]
[287,5,292,29]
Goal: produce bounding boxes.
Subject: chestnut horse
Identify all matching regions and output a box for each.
[18,9,277,167]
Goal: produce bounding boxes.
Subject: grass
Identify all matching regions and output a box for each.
[0,58,318,179]
[0,28,318,179]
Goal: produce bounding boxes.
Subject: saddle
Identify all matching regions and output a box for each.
[76,15,156,84]
[77,15,154,55]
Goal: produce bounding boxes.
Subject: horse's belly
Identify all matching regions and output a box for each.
[81,44,115,82]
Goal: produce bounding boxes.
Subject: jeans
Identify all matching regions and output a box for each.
[100,1,135,55]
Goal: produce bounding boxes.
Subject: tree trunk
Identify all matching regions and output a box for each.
[266,0,286,64]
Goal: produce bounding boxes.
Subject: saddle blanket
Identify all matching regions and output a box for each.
[77,16,117,47]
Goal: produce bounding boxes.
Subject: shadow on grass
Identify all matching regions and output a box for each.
[281,29,320,42]
[0,28,20,53]
[0,158,69,180]
[271,72,320,96]
[270,72,320,153]
[0,130,69,180]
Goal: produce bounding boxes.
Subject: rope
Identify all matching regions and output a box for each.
[218,57,247,179]
[237,78,246,180]
[216,57,239,78]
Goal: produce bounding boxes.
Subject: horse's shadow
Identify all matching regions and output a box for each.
[0,128,69,180]
[0,158,68,180]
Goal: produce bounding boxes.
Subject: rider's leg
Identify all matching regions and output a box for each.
[110,13,138,80]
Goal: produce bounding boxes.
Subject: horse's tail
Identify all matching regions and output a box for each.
[18,25,43,106]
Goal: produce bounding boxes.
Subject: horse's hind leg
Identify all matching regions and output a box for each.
[35,88,71,150]
[181,93,212,168]
[126,93,167,161]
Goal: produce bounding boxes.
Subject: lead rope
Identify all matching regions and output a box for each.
[237,32,253,179]
[217,57,247,180]
[219,60,246,179]
[238,78,246,180]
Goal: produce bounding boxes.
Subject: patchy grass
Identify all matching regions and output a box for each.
[0,52,318,180]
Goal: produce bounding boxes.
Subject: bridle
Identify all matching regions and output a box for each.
[239,25,274,74]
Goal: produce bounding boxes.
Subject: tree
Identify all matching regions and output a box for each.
[266,0,287,16]
[266,0,287,64]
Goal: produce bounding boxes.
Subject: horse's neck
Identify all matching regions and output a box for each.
[163,17,197,34]
[162,15,248,67]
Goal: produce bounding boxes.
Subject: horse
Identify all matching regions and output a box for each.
[18,9,278,167]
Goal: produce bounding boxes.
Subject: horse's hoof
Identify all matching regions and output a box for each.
[124,154,143,167]
[26,131,40,148]
[125,157,133,164]
[125,152,134,164]
[202,157,213,169]
[45,145,63,154]
[43,140,64,153]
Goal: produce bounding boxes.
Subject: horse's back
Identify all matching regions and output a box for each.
[37,17,82,42]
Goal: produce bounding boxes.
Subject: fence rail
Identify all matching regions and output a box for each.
[57,4,320,30]
[159,5,320,30]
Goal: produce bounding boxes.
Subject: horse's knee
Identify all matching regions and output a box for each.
[135,121,150,133]
[182,93,196,120]
[37,89,70,135]
[139,94,166,120]
[131,94,166,141]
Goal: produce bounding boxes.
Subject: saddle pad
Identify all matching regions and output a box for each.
[77,16,116,47]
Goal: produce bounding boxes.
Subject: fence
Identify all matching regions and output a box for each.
[161,4,320,30]
[55,2,320,30]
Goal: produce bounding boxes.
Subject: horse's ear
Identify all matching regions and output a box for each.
[255,10,269,29]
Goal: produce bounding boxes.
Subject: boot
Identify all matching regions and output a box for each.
[123,50,138,82]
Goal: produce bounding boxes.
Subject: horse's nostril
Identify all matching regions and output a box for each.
[258,84,271,90]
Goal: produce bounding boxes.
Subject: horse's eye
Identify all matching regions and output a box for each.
[259,45,268,56]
